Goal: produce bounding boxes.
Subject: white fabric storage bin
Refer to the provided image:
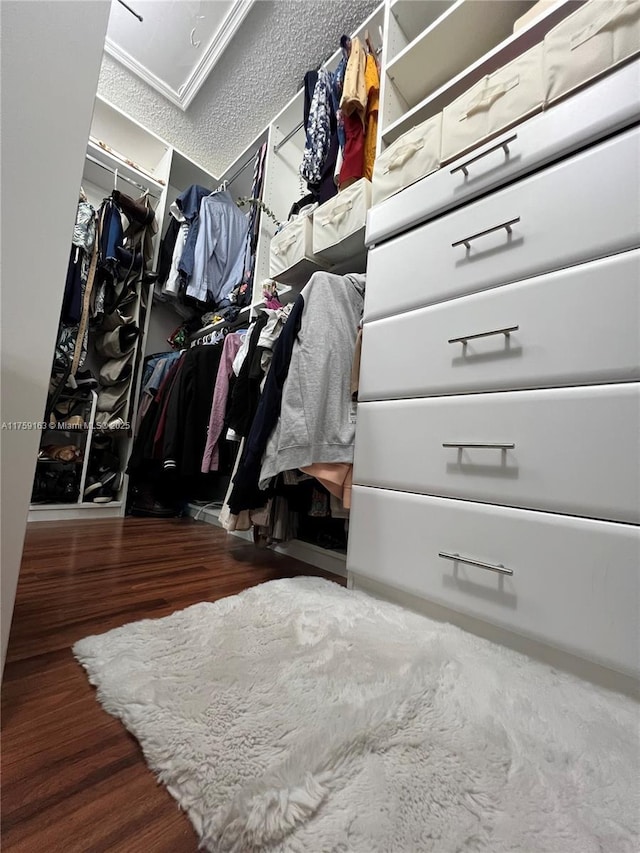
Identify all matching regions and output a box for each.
[313,179,372,264]
[544,0,640,103]
[442,44,544,163]
[372,114,442,206]
[269,215,329,285]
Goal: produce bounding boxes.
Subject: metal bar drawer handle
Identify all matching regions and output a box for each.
[439,551,514,576]
[448,325,519,345]
[452,217,520,250]
[443,442,515,450]
[450,134,517,177]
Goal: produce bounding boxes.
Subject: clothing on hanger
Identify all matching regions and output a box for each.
[188,190,249,307]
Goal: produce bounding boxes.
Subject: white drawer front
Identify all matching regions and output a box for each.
[353,384,640,523]
[365,126,640,322]
[347,486,640,677]
[367,60,640,247]
[360,250,640,400]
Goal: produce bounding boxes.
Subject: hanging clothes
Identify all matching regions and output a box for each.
[162,344,223,477]
[363,52,380,181]
[300,69,335,189]
[227,297,304,515]
[136,350,183,432]
[226,312,270,438]
[157,215,181,287]
[257,303,293,378]
[176,184,212,286]
[163,221,188,297]
[259,272,365,488]
[55,198,97,371]
[187,191,249,307]
[128,352,185,474]
[201,332,243,473]
[340,112,366,188]
[237,142,268,306]
[340,36,367,125]
[332,53,348,152]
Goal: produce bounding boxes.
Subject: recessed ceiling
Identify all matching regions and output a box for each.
[104,0,255,111]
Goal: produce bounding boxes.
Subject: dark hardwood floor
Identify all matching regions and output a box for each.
[1,517,344,852]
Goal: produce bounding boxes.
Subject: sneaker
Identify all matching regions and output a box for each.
[84,470,123,501]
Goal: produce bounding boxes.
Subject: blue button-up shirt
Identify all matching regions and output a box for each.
[188,191,249,307]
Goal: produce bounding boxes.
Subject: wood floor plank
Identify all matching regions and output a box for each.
[1,517,344,851]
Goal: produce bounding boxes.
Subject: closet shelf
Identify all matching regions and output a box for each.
[389,0,455,46]
[85,140,166,196]
[381,0,579,144]
[385,0,531,111]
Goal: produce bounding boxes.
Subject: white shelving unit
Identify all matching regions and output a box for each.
[28,392,125,521]
[380,0,583,145]
[387,1,531,109]
[29,98,219,523]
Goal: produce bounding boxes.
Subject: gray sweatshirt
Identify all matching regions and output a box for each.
[259,272,365,488]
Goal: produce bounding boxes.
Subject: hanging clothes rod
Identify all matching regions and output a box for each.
[225,155,256,187]
[116,0,143,22]
[273,121,304,154]
[85,153,160,199]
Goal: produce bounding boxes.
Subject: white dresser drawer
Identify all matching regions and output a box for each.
[365,125,640,322]
[353,384,640,523]
[359,250,640,400]
[367,60,640,247]
[347,486,640,677]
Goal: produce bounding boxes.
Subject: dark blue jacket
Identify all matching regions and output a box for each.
[175,184,212,284]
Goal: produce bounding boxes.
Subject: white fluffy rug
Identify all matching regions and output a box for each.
[74,576,639,852]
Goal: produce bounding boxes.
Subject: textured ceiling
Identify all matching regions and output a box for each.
[98,0,380,176]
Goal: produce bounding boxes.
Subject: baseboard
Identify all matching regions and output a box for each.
[187,503,347,578]
[348,572,639,699]
[28,502,124,522]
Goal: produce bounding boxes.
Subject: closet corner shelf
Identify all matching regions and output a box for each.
[381,0,578,145]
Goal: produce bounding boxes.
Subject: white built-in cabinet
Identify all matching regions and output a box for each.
[349,36,640,680]
[378,0,584,147]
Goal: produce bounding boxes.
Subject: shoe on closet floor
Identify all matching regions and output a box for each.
[84,470,123,503]
[130,495,178,518]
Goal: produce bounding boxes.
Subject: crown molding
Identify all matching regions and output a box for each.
[104,0,255,112]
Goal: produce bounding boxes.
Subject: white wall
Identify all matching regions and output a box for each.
[0,0,111,676]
